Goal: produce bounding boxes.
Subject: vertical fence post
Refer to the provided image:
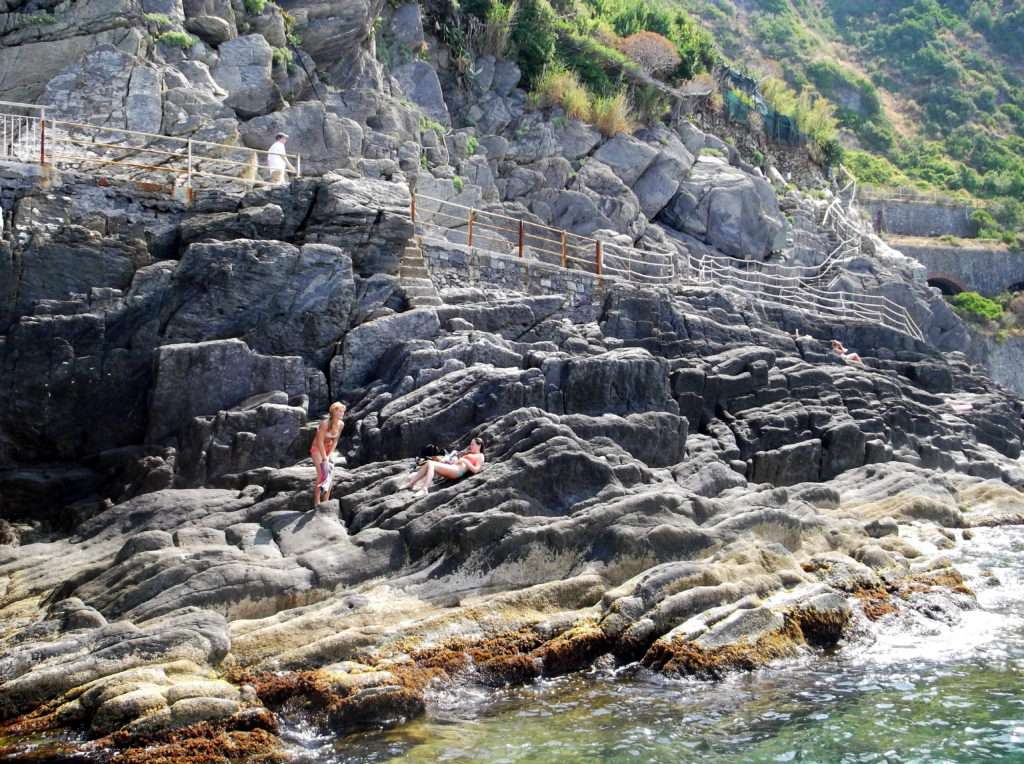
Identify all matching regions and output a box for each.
[410,192,416,226]
[560,231,567,269]
[467,209,476,248]
[518,219,524,259]
[186,139,193,189]
[595,239,602,276]
[39,108,46,165]
[296,154,301,178]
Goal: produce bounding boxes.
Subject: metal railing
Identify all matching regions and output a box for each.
[0,100,301,191]
[411,192,677,285]
[691,253,924,341]
[411,189,923,341]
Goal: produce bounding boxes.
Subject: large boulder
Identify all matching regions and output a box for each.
[183,0,237,45]
[211,34,282,118]
[161,240,356,366]
[305,174,414,276]
[632,126,696,220]
[592,135,658,187]
[177,392,308,486]
[660,157,786,259]
[393,61,450,127]
[330,309,441,394]
[42,46,163,133]
[146,339,308,444]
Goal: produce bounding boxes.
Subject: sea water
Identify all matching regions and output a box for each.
[289,527,1024,764]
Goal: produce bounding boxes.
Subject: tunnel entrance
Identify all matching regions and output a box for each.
[927,274,965,296]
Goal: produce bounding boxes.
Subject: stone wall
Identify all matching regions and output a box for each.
[890,236,1023,296]
[420,236,607,319]
[860,199,977,238]
[973,331,1024,398]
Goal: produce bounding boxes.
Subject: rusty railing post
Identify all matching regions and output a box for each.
[518,219,524,258]
[595,239,602,276]
[467,209,475,248]
[561,231,567,269]
[410,192,416,226]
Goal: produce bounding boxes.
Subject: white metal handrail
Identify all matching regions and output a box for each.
[0,100,301,190]
[412,192,677,285]
[411,189,923,340]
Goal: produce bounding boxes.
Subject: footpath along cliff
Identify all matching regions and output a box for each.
[1,0,1023,760]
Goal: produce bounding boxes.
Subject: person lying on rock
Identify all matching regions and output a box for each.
[831,339,863,365]
[310,401,345,505]
[401,437,486,495]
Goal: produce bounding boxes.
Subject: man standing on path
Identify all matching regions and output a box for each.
[267,132,295,184]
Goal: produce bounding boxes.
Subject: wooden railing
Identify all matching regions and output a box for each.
[0,100,301,191]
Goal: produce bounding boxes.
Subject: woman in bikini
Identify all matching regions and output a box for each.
[310,401,345,505]
[402,437,485,495]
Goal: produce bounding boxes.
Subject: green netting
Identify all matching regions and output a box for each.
[725,91,752,123]
[764,110,805,145]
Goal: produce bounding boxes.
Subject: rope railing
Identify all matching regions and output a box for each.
[0,100,301,191]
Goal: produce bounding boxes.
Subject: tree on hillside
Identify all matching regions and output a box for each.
[618,31,681,78]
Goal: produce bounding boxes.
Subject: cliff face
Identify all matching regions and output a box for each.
[1,2,1023,760]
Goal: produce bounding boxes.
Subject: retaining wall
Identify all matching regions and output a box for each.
[890,236,1023,296]
[860,199,977,238]
[420,236,610,319]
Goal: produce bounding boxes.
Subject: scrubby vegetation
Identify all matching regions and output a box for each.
[952,291,1004,323]
[452,0,713,135]
[675,0,1024,249]
[156,30,196,49]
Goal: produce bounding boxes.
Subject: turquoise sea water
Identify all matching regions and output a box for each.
[290,527,1024,764]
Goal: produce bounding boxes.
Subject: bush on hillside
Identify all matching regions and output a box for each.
[951,291,1004,322]
[617,31,680,77]
[511,0,557,86]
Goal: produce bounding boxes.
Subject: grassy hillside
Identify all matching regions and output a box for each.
[674,0,1024,246]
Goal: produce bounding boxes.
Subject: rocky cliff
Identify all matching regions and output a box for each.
[1,1,1023,760]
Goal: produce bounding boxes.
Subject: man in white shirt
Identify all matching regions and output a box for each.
[267,132,294,184]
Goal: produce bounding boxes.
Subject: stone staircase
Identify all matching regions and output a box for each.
[399,239,442,308]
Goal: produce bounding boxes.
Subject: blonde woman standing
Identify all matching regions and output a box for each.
[310,401,345,505]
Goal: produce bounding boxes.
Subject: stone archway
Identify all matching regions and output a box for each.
[927,272,967,296]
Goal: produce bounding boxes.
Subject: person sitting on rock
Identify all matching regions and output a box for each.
[401,437,486,495]
[310,401,345,505]
[831,339,863,365]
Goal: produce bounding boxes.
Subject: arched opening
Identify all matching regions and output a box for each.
[927,273,966,296]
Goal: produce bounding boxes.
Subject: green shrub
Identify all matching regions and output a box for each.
[511,0,557,86]
[466,135,479,155]
[244,0,267,15]
[453,175,465,192]
[157,30,196,48]
[272,46,293,66]
[951,291,1004,322]
[419,116,446,135]
[143,12,174,28]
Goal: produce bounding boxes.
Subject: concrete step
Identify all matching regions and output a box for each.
[400,266,429,279]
